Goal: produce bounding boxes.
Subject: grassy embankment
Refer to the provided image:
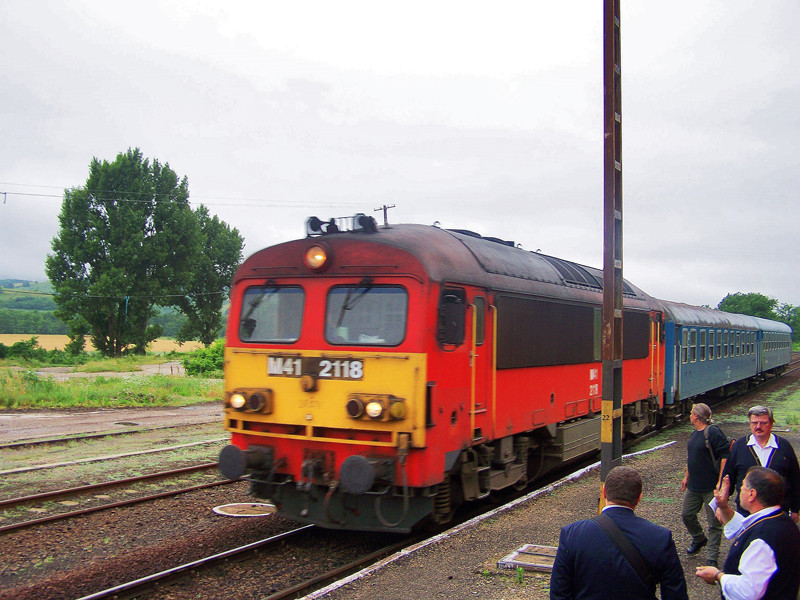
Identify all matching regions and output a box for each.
[0,335,221,410]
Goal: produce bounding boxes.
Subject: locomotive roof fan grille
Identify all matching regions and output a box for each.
[538,254,636,297]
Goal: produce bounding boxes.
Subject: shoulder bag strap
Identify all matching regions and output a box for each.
[703,426,720,469]
[592,513,655,587]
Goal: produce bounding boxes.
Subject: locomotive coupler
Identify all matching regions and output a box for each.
[297,457,321,493]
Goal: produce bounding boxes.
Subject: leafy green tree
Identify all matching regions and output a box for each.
[174,205,243,347]
[717,292,780,321]
[46,148,199,356]
[777,303,800,343]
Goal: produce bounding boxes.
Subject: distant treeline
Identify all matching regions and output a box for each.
[0,282,201,337]
[0,307,192,337]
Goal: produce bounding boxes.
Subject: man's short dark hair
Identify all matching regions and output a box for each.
[605,466,642,506]
[745,466,785,508]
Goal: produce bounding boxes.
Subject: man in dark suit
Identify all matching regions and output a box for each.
[550,466,688,600]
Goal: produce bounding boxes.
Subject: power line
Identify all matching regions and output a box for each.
[0,287,229,300]
[0,182,372,209]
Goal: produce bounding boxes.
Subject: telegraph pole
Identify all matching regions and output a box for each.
[600,0,624,492]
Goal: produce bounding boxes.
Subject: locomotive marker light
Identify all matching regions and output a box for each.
[346,397,366,418]
[300,374,318,392]
[303,243,330,271]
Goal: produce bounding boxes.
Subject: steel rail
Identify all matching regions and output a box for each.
[0,461,219,508]
[74,525,316,600]
[0,437,226,476]
[261,537,416,600]
[0,419,220,451]
[0,478,238,534]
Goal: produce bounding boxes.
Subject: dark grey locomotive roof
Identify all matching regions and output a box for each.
[307,223,658,310]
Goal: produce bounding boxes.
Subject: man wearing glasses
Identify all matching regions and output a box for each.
[721,406,800,522]
[695,467,800,599]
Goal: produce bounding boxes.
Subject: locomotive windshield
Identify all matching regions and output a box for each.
[325,285,407,346]
[239,285,304,343]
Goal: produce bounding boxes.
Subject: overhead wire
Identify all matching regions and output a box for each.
[0,181,371,209]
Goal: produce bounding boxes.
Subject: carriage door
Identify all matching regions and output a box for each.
[469,292,495,442]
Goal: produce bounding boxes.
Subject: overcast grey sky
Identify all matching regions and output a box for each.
[1,1,797,308]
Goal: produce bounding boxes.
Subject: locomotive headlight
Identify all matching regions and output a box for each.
[365,400,384,419]
[230,393,246,409]
[304,244,329,271]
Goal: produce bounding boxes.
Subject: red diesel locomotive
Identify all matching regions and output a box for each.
[219,215,668,532]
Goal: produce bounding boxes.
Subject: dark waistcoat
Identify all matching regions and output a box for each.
[722,509,800,600]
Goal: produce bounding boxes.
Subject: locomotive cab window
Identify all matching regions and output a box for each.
[325,284,407,346]
[239,285,304,343]
[437,288,466,347]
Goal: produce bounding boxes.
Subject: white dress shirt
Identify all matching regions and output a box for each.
[747,433,778,467]
[719,505,781,600]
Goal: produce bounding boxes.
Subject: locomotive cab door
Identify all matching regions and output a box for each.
[436,287,495,444]
[468,292,495,442]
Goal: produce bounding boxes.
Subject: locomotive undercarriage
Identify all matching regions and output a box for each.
[222,397,666,532]
[249,473,435,533]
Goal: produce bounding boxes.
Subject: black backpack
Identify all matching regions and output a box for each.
[703,424,735,470]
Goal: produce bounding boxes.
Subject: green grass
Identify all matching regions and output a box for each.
[0,370,221,409]
[71,355,172,373]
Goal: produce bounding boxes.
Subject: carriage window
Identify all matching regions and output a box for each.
[682,329,689,364]
[325,284,407,346]
[717,330,722,358]
[689,329,697,363]
[709,330,715,360]
[699,330,707,361]
[239,285,304,343]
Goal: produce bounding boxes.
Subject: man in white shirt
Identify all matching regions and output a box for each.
[721,406,800,522]
[695,467,800,600]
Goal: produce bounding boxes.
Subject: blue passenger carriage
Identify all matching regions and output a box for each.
[661,301,758,403]
[660,301,792,406]
[753,316,793,373]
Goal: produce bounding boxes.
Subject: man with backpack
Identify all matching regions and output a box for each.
[681,402,730,567]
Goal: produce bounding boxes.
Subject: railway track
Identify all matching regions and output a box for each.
[75,525,416,600]
[783,353,800,376]
[0,437,226,476]
[0,421,220,451]
[0,463,236,534]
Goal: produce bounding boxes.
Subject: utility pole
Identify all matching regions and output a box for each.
[600,0,624,496]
